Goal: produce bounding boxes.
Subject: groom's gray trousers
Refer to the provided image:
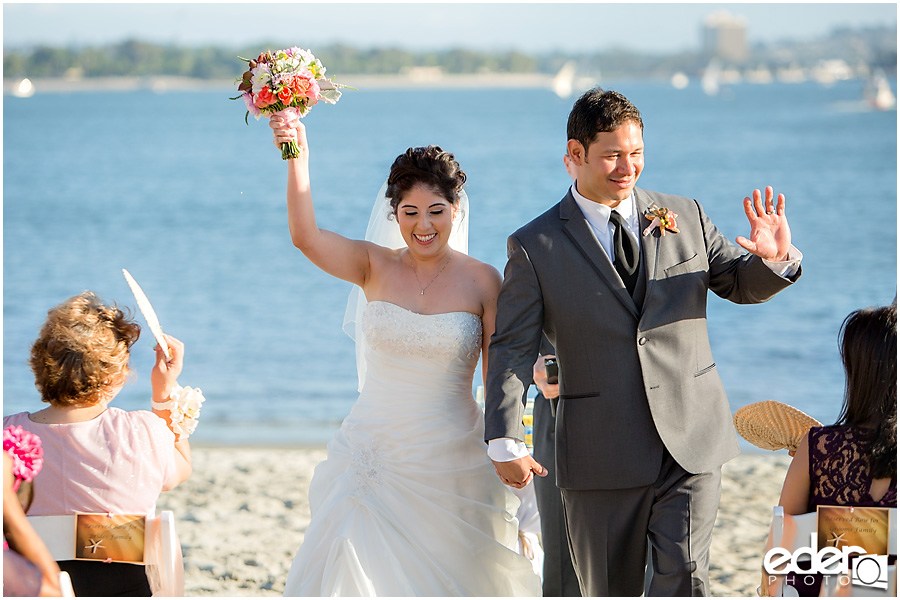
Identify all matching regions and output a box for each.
[560,447,722,597]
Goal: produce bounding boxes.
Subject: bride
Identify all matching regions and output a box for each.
[269,114,542,596]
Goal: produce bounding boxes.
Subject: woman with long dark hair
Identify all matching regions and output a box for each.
[778,303,896,514]
[768,302,896,595]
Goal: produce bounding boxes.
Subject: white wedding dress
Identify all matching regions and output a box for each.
[283,301,542,596]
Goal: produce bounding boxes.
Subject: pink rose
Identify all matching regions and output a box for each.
[306,78,321,103]
[277,86,294,105]
[254,86,277,108]
[290,73,320,104]
[291,75,310,95]
[4,426,43,491]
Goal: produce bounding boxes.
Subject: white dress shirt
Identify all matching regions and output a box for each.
[570,182,642,259]
[488,183,802,463]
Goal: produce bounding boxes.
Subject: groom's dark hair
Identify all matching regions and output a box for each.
[567,88,643,150]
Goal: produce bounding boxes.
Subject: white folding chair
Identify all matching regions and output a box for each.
[26,515,73,557]
[144,510,185,596]
[28,510,184,597]
[58,571,75,597]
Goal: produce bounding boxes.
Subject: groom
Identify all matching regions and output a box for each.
[484,88,801,596]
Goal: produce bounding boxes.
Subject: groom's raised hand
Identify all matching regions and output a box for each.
[492,456,548,489]
[735,186,792,261]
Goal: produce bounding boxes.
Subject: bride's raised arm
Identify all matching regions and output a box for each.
[269,114,373,288]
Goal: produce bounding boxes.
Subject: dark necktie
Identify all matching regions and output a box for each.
[609,210,640,295]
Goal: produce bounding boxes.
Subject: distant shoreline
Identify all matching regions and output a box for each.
[3,72,564,96]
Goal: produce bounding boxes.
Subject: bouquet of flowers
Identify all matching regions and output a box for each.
[234,47,348,159]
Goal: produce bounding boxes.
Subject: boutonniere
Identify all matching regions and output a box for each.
[642,204,679,237]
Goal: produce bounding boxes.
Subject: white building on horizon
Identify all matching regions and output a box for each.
[702,10,748,63]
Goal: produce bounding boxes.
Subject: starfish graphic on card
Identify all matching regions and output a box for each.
[74,513,146,564]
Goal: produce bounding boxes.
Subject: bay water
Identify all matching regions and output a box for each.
[3,79,896,447]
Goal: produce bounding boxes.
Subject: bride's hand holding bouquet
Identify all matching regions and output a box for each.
[270,113,308,162]
[234,47,348,160]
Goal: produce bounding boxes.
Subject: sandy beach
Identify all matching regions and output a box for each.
[157,445,791,597]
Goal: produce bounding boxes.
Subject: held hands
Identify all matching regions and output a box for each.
[151,334,184,401]
[735,186,792,262]
[269,113,308,158]
[492,456,548,489]
[532,354,559,400]
[490,355,554,489]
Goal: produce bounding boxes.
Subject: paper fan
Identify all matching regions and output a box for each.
[733,400,821,452]
[122,269,170,360]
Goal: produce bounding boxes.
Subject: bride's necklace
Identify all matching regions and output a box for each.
[411,252,452,295]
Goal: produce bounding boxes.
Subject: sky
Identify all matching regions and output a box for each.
[2,2,897,54]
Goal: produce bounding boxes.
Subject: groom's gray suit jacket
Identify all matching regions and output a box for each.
[485,187,799,490]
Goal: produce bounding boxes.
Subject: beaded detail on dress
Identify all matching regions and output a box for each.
[807,425,897,512]
[352,442,384,496]
[362,301,482,363]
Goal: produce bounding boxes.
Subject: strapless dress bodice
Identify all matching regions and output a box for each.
[362,300,482,366]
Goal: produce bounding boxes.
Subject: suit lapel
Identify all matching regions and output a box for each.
[633,188,662,288]
[559,192,640,318]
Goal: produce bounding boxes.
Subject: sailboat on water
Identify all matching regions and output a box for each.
[863,69,896,111]
[701,60,721,97]
[11,78,35,98]
[552,61,576,98]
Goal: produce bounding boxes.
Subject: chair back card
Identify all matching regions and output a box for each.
[816,505,890,556]
[74,513,147,564]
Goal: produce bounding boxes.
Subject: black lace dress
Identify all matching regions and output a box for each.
[807,425,897,511]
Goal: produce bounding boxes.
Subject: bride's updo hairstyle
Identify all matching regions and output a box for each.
[29,292,141,407]
[385,146,467,213]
